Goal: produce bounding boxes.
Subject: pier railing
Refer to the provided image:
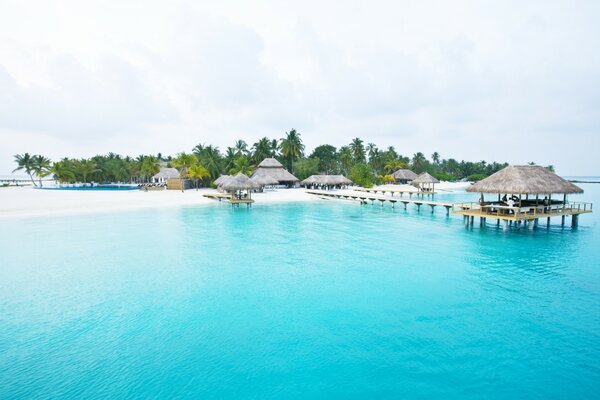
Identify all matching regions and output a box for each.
[453,201,593,217]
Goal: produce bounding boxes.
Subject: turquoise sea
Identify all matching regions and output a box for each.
[1,183,599,399]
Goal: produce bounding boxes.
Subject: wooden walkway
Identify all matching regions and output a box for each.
[306,190,454,214]
[354,187,435,197]
[203,193,255,206]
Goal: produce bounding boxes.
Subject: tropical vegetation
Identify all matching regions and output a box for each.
[13,128,553,187]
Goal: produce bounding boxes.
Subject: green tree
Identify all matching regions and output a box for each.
[411,152,427,173]
[350,137,366,164]
[280,129,304,172]
[384,159,405,174]
[197,145,223,181]
[251,137,276,164]
[432,152,440,165]
[229,156,254,175]
[349,163,375,188]
[293,158,320,180]
[139,156,160,183]
[309,144,338,174]
[338,146,353,175]
[188,164,210,190]
[234,139,249,157]
[32,155,52,187]
[74,159,100,183]
[12,153,38,186]
[50,159,76,183]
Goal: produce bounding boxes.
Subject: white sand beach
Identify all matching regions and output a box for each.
[0,182,470,219]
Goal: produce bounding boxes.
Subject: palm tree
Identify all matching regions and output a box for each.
[223,147,237,173]
[234,139,249,157]
[50,159,76,183]
[229,156,254,175]
[384,159,405,174]
[411,152,427,173]
[280,129,304,172]
[188,164,210,190]
[140,156,160,182]
[431,152,440,165]
[32,155,52,187]
[12,153,37,186]
[198,145,222,181]
[338,146,353,175]
[349,137,366,164]
[252,137,275,164]
[74,159,100,183]
[172,152,197,191]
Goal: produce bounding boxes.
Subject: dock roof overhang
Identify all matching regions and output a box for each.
[466,165,583,195]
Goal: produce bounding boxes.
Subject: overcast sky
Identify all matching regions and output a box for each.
[1,0,599,175]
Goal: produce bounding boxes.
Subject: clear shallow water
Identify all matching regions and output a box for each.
[0,186,599,399]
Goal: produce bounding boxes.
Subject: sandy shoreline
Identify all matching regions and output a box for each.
[0,182,470,219]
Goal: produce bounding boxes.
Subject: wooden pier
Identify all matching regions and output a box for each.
[306,190,453,214]
[203,193,255,206]
[354,187,435,198]
[452,201,592,229]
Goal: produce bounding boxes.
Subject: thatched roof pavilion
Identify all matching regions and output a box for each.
[214,175,230,186]
[301,174,352,187]
[152,167,180,183]
[467,165,583,195]
[392,169,417,183]
[252,175,278,187]
[252,158,299,186]
[412,172,439,192]
[220,173,260,191]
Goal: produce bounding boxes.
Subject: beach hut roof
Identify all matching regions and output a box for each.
[392,169,417,180]
[257,157,285,168]
[301,175,352,186]
[220,173,260,191]
[412,172,440,184]
[152,167,180,179]
[214,175,230,185]
[466,165,583,194]
[252,175,278,186]
[252,158,299,183]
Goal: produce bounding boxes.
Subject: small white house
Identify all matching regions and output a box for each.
[152,167,180,184]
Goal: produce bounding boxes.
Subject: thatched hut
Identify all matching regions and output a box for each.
[392,169,417,184]
[152,167,180,184]
[252,158,299,187]
[251,175,278,191]
[467,165,583,206]
[412,172,439,192]
[456,165,590,228]
[220,173,260,200]
[214,175,230,186]
[301,174,352,189]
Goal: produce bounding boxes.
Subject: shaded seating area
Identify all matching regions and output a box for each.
[454,165,591,228]
[215,173,260,205]
[412,172,439,193]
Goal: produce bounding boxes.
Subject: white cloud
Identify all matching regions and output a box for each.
[1,0,599,175]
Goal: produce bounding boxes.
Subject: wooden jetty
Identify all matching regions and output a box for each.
[354,187,435,198]
[203,193,255,206]
[306,190,454,214]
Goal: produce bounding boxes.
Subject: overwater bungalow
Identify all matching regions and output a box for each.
[454,165,592,228]
[412,172,439,193]
[251,158,299,187]
[392,169,417,184]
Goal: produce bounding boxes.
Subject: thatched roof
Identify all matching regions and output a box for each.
[214,175,230,186]
[152,167,180,179]
[257,158,285,168]
[252,158,299,183]
[412,172,440,184]
[220,173,260,191]
[301,175,352,186]
[252,175,278,186]
[467,165,583,194]
[392,169,417,181]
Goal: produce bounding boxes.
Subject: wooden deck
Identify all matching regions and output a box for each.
[203,193,255,206]
[453,201,593,228]
[354,187,435,197]
[306,190,453,213]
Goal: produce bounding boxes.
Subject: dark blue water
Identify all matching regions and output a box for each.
[0,185,599,399]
